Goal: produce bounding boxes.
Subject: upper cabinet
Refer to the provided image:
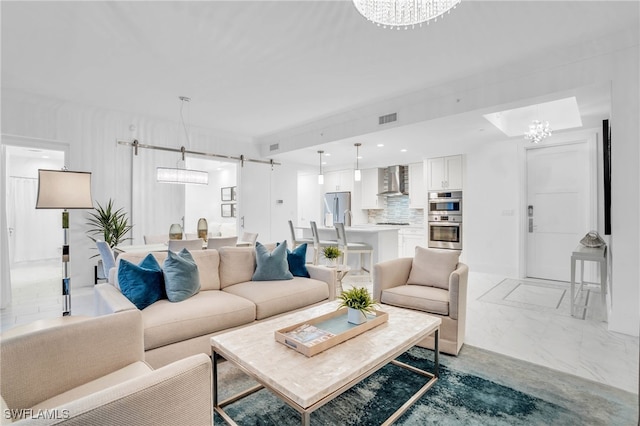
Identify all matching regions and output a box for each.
[324,169,354,193]
[360,168,383,209]
[427,155,463,191]
[408,162,425,209]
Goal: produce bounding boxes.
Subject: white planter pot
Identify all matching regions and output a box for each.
[347,307,367,325]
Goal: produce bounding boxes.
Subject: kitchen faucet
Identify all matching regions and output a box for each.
[344,209,352,226]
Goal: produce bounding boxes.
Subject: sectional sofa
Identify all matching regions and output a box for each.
[95,246,336,368]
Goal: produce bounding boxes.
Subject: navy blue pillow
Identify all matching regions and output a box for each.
[163,249,200,302]
[118,254,165,310]
[252,241,294,281]
[287,243,310,278]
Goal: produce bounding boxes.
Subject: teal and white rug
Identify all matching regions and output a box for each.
[214,345,636,425]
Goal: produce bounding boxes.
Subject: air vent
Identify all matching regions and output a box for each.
[379,113,397,125]
[269,143,279,151]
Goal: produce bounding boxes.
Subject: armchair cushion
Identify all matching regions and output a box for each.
[380,284,449,316]
[163,249,200,302]
[118,254,165,310]
[407,246,460,290]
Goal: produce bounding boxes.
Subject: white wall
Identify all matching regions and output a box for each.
[184,158,237,235]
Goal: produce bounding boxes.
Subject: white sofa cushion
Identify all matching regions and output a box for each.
[381,284,449,316]
[223,277,329,320]
[142,291,255,350]
[218,246,255,289]
[407,246,460,290]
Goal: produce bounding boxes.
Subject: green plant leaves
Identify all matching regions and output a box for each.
[337,286,378,315]
[86,199,133,249]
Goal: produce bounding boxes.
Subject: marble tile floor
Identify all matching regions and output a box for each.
[2,262,638,394]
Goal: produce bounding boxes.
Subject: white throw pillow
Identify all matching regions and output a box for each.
[407,246,460,290]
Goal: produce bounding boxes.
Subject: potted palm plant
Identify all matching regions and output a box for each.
[86,199,133,250]
[322,246,342,267]
[338,286,379,325]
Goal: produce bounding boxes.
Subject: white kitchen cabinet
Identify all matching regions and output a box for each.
[408,162,426,209]
[324,169,354,193]
[360,168,383,209]
[427,155,463,191]
[399,227,426,257]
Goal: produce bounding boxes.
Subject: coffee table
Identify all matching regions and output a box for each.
[211,301,441,425]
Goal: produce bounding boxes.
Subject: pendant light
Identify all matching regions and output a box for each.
[354,143,362,181]
[317,150,324,185]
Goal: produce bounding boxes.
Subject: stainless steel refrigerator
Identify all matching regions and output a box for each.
[323,192,351,227]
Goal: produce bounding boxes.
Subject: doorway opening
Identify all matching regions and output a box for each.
[4,143,66,308]
[522,135,597,283]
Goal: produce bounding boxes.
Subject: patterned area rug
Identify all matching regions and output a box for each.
[478,278,605,320]
[214,345,636,425]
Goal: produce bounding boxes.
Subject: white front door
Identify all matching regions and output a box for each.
[526,140,594,281]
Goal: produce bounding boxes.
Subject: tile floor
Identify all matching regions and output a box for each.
[2,261,638,394]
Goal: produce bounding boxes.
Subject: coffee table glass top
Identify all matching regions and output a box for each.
[211,301,440,409]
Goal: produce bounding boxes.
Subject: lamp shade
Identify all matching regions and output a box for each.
[36,169,93,209]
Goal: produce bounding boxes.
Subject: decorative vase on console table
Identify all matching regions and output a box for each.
[197,218,208,241]
[169,223,183,240]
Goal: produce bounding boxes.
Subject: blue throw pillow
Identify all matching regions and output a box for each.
[287,243,310,278]
[163,248,200,302]
[118,254,165,310]
[252,241,294,281]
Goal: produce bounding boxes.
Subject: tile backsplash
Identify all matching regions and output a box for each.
[367,196,424,225]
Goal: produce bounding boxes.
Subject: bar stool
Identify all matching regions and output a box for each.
[334,222,374,276]
[309,221,338,265]
[288,220,313,249]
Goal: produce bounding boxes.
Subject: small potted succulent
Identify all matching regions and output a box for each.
[322,246,342,267]
[338,286,379,325]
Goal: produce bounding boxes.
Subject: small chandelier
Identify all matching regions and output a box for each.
[524,120,552,144]
[352,0,461,30]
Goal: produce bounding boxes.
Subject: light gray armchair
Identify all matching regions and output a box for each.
[0,310,212,425]
[373,248,468,355]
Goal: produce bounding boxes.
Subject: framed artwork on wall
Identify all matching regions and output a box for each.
[221,203,233,218]
[221,187,233,201]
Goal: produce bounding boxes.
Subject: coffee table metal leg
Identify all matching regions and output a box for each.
[302,411,311,426]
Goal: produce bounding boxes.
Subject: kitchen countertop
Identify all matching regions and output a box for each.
[300,225,402,233]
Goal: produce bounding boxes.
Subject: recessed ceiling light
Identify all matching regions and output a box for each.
[324,153,331,156]
[377,144,384,147]
[357,155,363,159]
[400,149,407,152]
[42,155,50,159]
[322,161,327,165]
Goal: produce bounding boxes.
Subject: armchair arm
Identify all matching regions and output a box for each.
[448,263,469,320]
[307,264,337,300]
[373,257,413,302]
[1,311,144,412]
[19,354,213,426]
[94,283,137,315]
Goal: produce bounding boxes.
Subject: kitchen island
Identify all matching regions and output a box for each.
[300,225,400,269]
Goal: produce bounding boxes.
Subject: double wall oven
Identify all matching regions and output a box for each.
[428,191,462,250]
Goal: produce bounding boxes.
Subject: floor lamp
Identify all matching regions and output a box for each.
[36,169,93,316]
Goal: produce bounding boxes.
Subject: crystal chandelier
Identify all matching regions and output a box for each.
[524,120,552,144]
[352,0,461,29]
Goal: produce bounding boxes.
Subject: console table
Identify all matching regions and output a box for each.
[570,245,607,321]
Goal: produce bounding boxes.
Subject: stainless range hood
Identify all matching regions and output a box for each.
[377,165,407,196]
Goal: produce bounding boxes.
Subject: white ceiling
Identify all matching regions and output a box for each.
[2,1,637,168]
